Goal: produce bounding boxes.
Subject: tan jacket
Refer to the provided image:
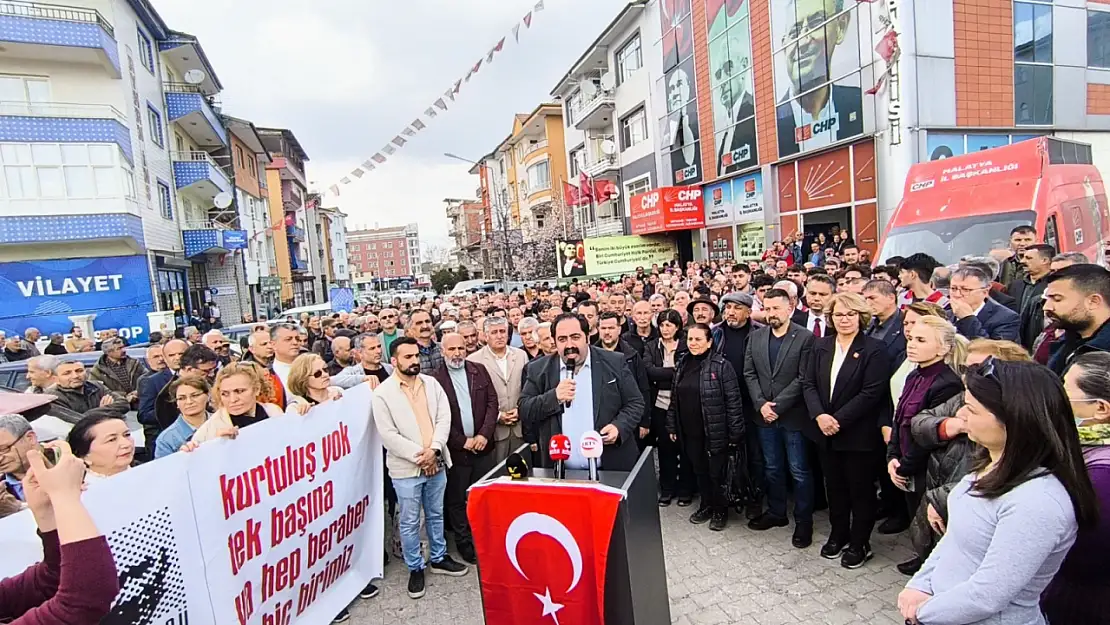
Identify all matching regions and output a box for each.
[371,373,452,479]
[190,402,285,445]
[467,345,527,441]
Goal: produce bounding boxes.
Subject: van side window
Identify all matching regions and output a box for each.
[1045,214,1060,251]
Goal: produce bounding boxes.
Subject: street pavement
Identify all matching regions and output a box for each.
[348,501,915,625]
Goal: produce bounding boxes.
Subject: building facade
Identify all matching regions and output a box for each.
[346,223,420,288]
[445,197,485,276]
[259,127,315,307]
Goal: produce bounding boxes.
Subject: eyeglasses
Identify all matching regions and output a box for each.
[832,311,859,319]
[949,286,987,295]
[311,369,327,379]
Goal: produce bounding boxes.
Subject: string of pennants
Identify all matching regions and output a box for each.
[325,0,548,198]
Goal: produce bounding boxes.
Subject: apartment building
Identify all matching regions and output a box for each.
[444,197,485,276]
[314,201,351,290]
[551,0,660,239]
[259,126,316,307]
[346,223,420,287]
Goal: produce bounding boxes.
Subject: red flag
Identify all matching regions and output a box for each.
[875,29,899,64]
[467,481,622,625]
[563,181,586,207]
[865,75,885,95]
[593,179,618,202]
[579,171,594,202]
[523,10,533,27]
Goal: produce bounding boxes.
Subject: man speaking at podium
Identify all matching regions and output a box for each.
[521,312,646,472]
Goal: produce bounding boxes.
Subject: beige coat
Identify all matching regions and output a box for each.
[371,374,452,479]
[190,402,285,444]
[467,345,527,442]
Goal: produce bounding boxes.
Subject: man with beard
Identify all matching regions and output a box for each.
[372,337,469,599]
[429,333,498,565]
[456,321,481,355]
[1044,264,1110,375]
[598,312,651,446]
[775,0,862,156]
[716,292,763,516]
[742,289,816,547]
[1009,244,1056,350]
[520,313,646,472]
[623,300,660,357]
[406,310,443,373]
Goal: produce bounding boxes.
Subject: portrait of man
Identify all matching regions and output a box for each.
[772,0,864,157]
[660,58,701,185]
[709,26,757,175]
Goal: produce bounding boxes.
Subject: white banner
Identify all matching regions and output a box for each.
[0,384,384,625]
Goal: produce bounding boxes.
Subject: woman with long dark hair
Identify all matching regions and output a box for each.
[645,309,690,505]
[898,359,1098,625]
[802,292,891,569]
[666,323,744,531]
[1042,351,1110,624]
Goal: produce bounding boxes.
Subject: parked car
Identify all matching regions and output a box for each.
[0,347,148,392]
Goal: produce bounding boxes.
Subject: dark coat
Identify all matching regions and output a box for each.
[1007,275,1049,349]
[137,368,173,426]
[775,84,863,158]
[46,381,129,419]
[89,354,144,396]
[743,323,815,433]
[608,340,651,429]
[868,310,906,372]
[430,362,499,467]
[519,347,645,471]
[802,334,891,452]
[952,298,1020,342]
[644,338,688,410]
[885,366,964,477]
[621,326,660,358]
[665,353,744,456]
[909,394,977,558]
[1048,318,1110,375]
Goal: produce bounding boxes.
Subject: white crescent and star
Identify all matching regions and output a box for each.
[505,512,583,625]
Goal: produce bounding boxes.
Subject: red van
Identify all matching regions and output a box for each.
[877,137,1109,265]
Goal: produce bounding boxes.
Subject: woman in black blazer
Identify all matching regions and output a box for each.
[802,292,892,569]
[644,309,691,505]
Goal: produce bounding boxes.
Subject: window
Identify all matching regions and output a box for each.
[0,75,50,112]
[1015,65,1053,125]
[157,181,173,219]
[174,133,185,153]
[625,176,651,200]
[1,143,122,199]
[1014,1,1053,125]
[569,146,584,177]
[147,105,164,148]
[1090,10,1110,69]
[1014,2,1052,64]
[137,28,155,73]
[566,91,582,124]
[1045,214,1060,252]
[615,34,642,85]
[620,108,648,150]
[527,160,551,192]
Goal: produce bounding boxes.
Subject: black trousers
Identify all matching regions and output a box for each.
[694,452,729,513]
[649,406,694,498]
[444,454,495,547]
[819,448,880,549]
[745,424,765,504]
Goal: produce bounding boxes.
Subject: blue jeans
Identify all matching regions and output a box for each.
[757,424,813,526]
[392,471,448,571]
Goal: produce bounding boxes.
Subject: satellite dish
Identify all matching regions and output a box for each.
[608,188,621,199]
[213,192,233,209]
[600,139,617,156]
[183,69,206,85]
[599,73,615,91]
[581,81,598,98]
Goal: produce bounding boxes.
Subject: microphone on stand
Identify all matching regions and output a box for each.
[579,430,603,482]
[548,434,571,480]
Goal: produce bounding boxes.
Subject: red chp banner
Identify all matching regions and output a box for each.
[630,185,705,235]
[467,481,623,625]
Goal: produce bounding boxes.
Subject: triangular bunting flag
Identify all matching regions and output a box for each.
[361,160,376,170]
[453,79,462,95]
[445,87,456,101]
[512,23,521,42]
[371,153,387,163]
[434,98,448,110]
[523,11,532,27]
[534,0,544,11]
[392,136,406,147]
[351,169,365,178]
[340,176,352,184]
[412,119,426,130]
[402,127,416,137]
[382,144,397,155]
[425,107,437,118]
[329,185,340,196]
[865,75,885,96]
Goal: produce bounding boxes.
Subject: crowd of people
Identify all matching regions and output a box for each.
[2,223,1110,624]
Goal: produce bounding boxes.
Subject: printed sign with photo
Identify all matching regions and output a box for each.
[707,0,757,175]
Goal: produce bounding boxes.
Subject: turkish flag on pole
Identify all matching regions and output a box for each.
[562,181,585,207]
[594,179,618,202]
[468,481,623,625]
[579,171,595,203]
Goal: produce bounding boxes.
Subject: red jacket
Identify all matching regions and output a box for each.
[0,531,118,625]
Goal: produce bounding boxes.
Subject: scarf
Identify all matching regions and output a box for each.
[894,360,946,458]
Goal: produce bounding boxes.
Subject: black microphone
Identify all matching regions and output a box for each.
[563,354,577,409]
[506,452,529,481]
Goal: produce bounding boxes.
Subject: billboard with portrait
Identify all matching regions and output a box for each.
[659,56,702,185]
[556,236,677,279]
[556,240,587,279]
[707,0,758,176]
[659,0,693,71]
[771,0,868,158]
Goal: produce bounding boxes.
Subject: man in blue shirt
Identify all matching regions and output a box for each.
[0,413,37,503]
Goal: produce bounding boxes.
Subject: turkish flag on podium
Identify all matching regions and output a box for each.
[467,481,623,625]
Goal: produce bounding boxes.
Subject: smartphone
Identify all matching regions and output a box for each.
[39,445,58,468]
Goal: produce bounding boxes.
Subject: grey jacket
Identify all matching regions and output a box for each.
[742,323,815,432]
[45,380,130,419]
[331,363,394,389]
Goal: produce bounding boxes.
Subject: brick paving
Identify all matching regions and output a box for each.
[348,501,915,625]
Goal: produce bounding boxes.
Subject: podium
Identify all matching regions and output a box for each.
[468,446,671,625]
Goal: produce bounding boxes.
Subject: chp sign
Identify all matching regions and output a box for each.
[630,185,706,235]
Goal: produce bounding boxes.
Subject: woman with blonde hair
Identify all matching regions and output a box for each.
[188,361,283,446]
[286,353,342,408]
[885,316,967,574]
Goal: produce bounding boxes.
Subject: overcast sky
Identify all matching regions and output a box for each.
[155,0,628,255]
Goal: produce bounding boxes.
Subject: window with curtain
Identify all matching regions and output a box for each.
[527,159,551,192]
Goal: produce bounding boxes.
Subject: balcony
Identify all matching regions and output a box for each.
[182,223,248,258]
[583,215,626,238]
[581,152,618,178]
[0,202,144,251]
[172,150,231,202]
[0,101,132,163]
[0,1,119,77]
[445,203,461,218]
[572,90,615,131]
[287,225,305,242]
[269,154,307,189]
[281,184,303,212]
[164,83,227,148]
[289,240,309,273]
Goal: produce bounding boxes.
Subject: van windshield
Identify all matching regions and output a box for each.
[877,211,1036,266]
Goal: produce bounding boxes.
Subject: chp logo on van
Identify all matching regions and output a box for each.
[630,185,706,235]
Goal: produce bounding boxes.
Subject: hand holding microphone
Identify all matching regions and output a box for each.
[558,352,579,408]
[548,434,571,480]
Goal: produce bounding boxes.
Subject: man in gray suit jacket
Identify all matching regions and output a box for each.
[520,313,646,472]
[466,316,529,463]
[743,288,816,548]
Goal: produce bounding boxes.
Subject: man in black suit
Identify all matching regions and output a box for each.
[1008,243,1056,349]
[950,266,1021,342]
[862,280,906,369]
[520,313,646,472]
[430,333,499,564]
[597,312,651,448]
[712,50,757,176]
[743,289,816,547]
[774,0,863,157]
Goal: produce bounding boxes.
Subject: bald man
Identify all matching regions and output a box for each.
[327,336,355,375]
[622,300,660,357]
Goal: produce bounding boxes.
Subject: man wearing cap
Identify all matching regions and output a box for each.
[716,292,762,516]
[688,297,719,326]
